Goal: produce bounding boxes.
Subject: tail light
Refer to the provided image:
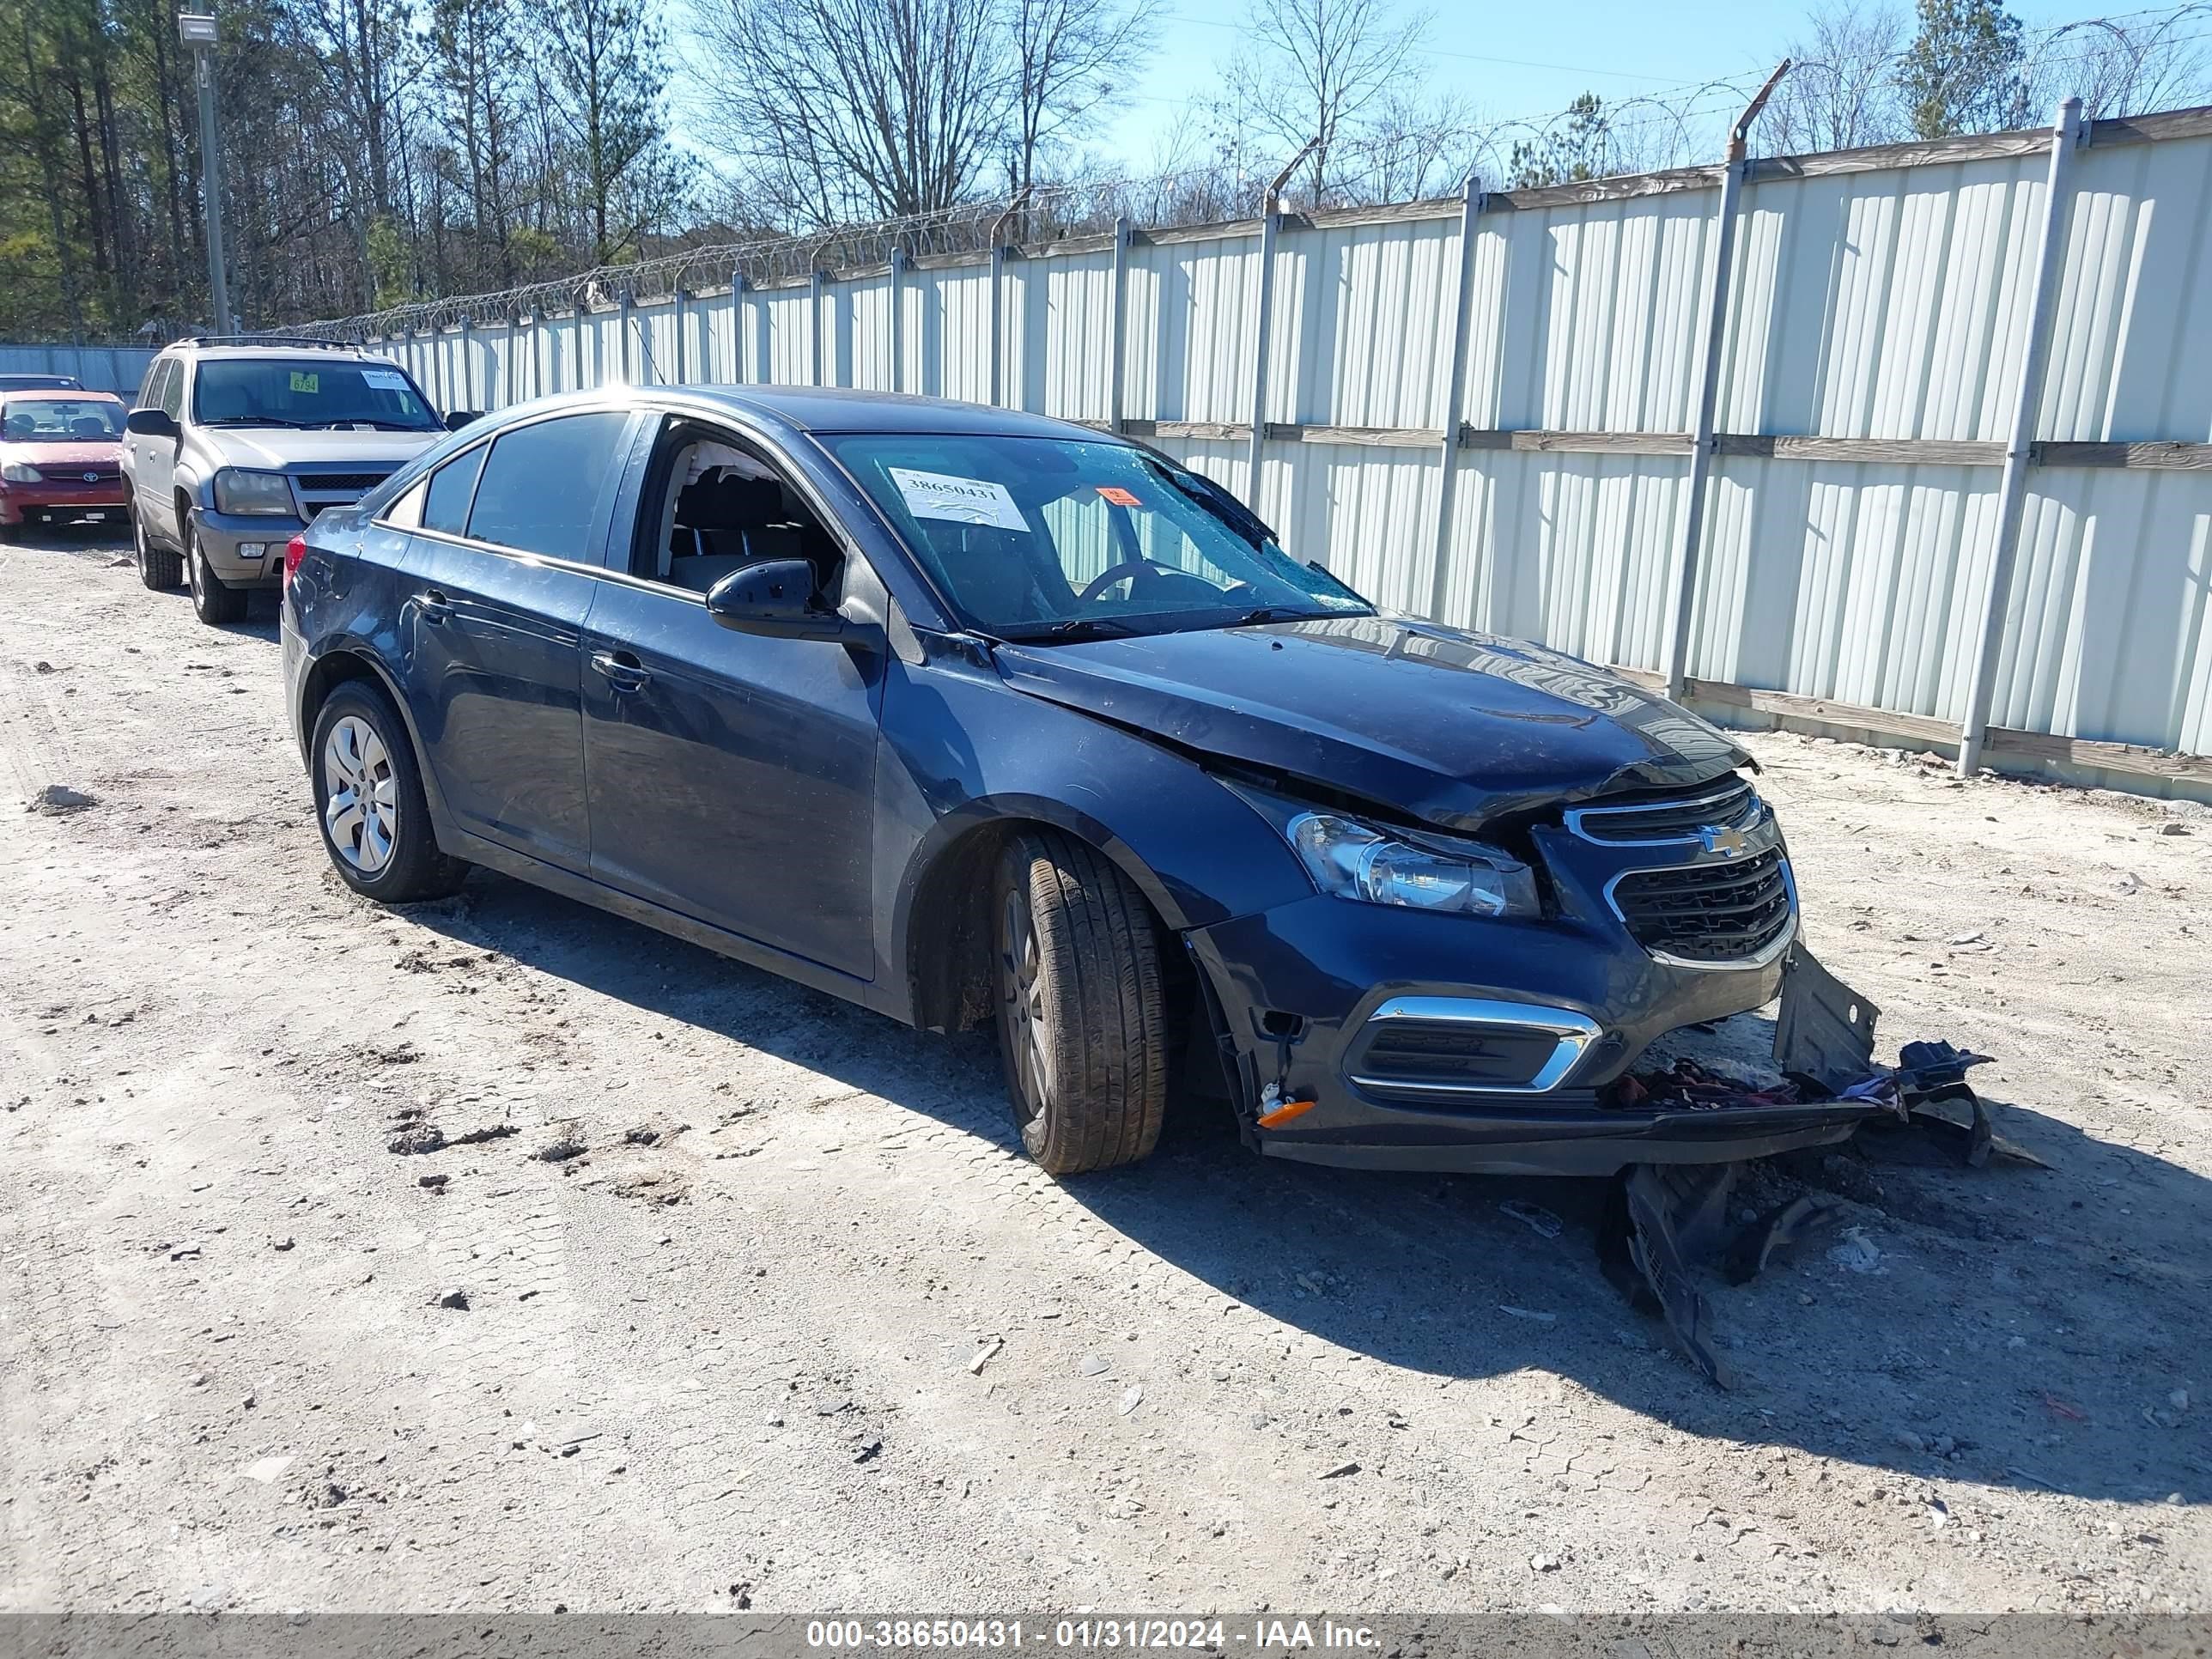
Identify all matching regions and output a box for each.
[282,534,307,590]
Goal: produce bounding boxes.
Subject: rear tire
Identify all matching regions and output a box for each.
[133,499,181,589]
[309,681,469,903]
[185,516,247,624]
[993,829,1169,1176]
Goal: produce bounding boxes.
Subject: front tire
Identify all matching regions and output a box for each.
[134,499,182,589]
[310,682,469,902]
[185,515,248,624]
[993,829,1169,1176]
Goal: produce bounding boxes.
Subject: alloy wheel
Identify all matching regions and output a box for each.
[1000,884,1053,1121]
[323,714,398,874]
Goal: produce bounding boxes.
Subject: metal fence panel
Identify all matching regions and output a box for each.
[2042,135,2212,442]
[1723,159,2043,441]
[0,343,157,396]
[289,109,2212,781]
[1993,467,2212,750]
[1128,233,1260,424]
[1282,218,1459,428]
[761,286,812,385]
[1690,459,1999,715]
[1030,251,1117,423]
[1513,194,1715,433]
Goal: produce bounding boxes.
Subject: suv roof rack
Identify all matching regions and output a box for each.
[174,334,372,351]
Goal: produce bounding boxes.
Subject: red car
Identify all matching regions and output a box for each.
[0,390,128,539]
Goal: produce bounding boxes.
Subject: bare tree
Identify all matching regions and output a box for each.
[1005,0,1161,209]
[1768,0,1909,153]
[1334,90,1480,201]
[691,0,1009,227]
[1217,0,1432,205]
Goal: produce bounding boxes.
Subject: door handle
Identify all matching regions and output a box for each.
[417,587,452,623]
[590,650,651,692]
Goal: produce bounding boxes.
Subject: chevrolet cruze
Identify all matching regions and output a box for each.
[282,386,1866,1178]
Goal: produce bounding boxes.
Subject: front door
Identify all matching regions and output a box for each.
[580,416,884,981]
[392,408,636,872]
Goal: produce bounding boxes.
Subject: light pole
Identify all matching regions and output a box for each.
[179,12,234,335]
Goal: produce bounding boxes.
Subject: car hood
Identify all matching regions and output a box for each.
[991,613,1751,830]
[192,428,444,470]
[1,441,121,469]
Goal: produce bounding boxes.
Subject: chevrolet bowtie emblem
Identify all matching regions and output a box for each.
[1699,824,1749,858]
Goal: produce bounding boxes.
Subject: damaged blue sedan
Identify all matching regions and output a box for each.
[281,386,1874,1178]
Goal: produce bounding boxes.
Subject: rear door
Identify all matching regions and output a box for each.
[392,407,638,872]
[578,414,884,981]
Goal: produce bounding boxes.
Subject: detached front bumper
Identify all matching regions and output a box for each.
[1185,800,1876,1176]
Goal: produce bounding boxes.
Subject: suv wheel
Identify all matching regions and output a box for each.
[310,682,469,902]
[185,515,248,624]
[133,498,181,589]
[993,828,1169,1175]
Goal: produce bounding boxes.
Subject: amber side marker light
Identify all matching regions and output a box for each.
[1256,1097,1317,1129]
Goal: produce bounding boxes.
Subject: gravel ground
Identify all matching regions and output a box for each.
[1,524,2207,1616]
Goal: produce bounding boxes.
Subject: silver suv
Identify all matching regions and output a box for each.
[122,337,466,624]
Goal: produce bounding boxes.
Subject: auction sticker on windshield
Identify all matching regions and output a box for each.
[889,466,1030,531]
[289,371,319,394]
[363,369,410,391]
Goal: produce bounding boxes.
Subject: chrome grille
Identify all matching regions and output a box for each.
[1566,776,1759,844]
[1610,847,1794,965]
[291,470,394,520]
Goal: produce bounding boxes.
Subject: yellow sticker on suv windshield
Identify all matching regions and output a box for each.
[289,371,319,394]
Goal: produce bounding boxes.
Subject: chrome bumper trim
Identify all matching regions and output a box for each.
[1346,995,1605,1097]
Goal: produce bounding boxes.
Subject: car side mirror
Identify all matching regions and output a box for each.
[125,407,179,438]
[444,410,484,431]
[706,559,878,647]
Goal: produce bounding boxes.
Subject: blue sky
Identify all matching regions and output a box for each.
[1088,0,2154,170]
[665,0,2195,186]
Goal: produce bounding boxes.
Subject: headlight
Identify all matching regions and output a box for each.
[1,462,43,483]
[1227,783,1540,917]
[211,467,295,515]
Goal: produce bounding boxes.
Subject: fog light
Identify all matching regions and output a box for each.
[237,541,269,560]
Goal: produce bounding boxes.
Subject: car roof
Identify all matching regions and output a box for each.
[666,384,1118,442]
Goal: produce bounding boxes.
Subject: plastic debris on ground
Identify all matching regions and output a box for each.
[1595,945,2045,1389]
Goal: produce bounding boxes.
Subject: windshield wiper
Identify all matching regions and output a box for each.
[1003,616,1145,644]
[199,416,313,428]
[1224,605,1328,627]
[315,419,435,431]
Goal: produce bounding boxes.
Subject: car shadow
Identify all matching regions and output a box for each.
[19,520,131,560]
[403,868,2206,1507]
[27,522,282,633]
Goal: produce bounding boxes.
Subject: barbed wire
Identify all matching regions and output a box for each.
[297,2,2212,341]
